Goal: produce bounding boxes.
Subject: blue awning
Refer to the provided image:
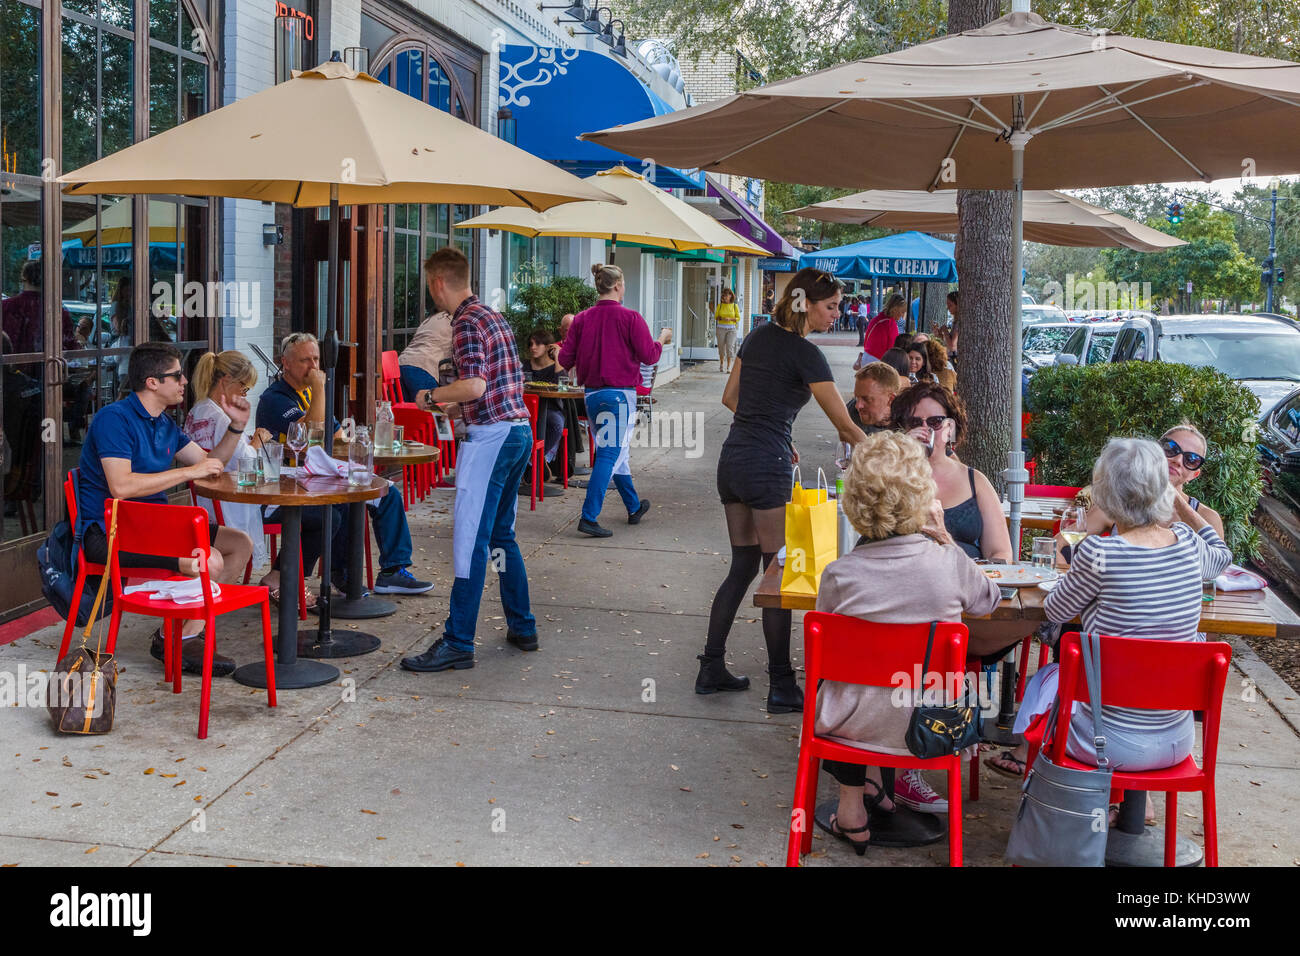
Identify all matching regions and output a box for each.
[499,45,704,190]
[800,231,957,282]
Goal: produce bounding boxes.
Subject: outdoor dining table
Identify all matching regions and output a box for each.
[523,382,587,481]
[1004,496,1070,532]
[328,439,440,624]
[193,472,388,688]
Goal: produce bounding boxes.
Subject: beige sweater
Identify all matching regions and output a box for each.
[813,533,1002,755]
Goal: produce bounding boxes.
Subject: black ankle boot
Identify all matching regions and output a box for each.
[695,653,751,694]
[766,664,804,714]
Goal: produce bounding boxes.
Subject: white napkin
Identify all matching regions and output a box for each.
[1214,564,1267,592]
[303,445,349,478]
[123,578,222,605]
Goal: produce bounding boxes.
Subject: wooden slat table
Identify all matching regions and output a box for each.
[754,558,1300,638]
[1003,496,1071,532]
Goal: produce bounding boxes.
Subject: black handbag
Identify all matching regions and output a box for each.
[904,621,981,759]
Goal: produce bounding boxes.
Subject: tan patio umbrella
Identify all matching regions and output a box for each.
[454,165,768,256]
[63,199,180,246]
[582,6,1300,548]
[57,59,619,687]
[788,190,1186,253]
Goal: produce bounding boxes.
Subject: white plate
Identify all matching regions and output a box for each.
[978,564,1059,587]
[1037,578,1060,593]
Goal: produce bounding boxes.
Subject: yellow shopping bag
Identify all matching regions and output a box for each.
[780,467,838,596]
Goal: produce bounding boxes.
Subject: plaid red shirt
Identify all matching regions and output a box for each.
[450,294,527,426]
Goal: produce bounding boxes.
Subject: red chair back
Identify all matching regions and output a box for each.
[381,350,404,404]
[64,470,78,525]
[392,404,434,437]
[523,392,540,436]
[1024,484,1081,500]
[107,500,216,603]
[803,611,969,701]
[1048,633,1231,774]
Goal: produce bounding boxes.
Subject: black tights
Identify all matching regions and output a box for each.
[703,503,792,671]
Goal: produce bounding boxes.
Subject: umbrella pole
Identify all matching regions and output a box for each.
[1005,130,1030,553]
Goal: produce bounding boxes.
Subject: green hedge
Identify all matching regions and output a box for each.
[502,276,597,358]
[1025,361,1262,559]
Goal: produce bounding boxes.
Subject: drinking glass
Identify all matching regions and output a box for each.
[1059,505,1088,554]
[287,421,308,467]
[1031,536,1056,571]
[307,424,325,449]
[262,442,283,481]
[236,454,260,486]
[392,425,404,451]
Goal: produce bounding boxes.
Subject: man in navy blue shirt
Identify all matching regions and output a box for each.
[77,342,255,677]
[256,332,431,595]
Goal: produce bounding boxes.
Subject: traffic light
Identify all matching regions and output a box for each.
[1166,201,1183,225]
[1278,266,1286,286]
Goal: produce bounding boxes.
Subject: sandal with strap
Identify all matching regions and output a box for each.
[863,776,895,815]
[987,749,1027,778]
[823,813,871,857]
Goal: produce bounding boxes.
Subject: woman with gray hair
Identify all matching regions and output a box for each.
[1015,437,1231,773]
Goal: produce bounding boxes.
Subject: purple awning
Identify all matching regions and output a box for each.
[706,176,795,258]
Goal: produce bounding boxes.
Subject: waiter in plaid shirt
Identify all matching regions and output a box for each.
[401,247,539,672]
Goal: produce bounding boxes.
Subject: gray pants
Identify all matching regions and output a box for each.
[1065,706,1195,772]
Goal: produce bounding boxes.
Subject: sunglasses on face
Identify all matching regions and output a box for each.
[903,416,948,432]
[155,369,185,383]
[1162,438,1206,470]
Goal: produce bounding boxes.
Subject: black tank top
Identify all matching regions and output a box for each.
[943,468,983,560]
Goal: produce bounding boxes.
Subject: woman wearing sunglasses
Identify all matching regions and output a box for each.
[884,383,1019,814]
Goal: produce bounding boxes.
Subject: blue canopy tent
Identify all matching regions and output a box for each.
[799,231,955,327]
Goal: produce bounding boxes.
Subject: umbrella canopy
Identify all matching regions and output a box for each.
[63,199,181,246]
[59,61,619,210]
[454,165,768,255]
[581,11,1300,191]
[801,231,957,282]
[790,190,1186,252]
[581,8,1300,547]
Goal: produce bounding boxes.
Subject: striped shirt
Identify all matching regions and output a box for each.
[1043,523,1231,736]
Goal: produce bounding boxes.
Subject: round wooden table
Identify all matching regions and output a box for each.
[523,385,587,480]
[334,440,441,469]
[193,472,387,687]
[523,384,585,401]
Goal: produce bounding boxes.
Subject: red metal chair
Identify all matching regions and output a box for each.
[57,470,173,662]
[187,481,308,622]
[788,612,969,867]
[103,500,277,740]
[521,393,551,511]
[1022,632,1231,867]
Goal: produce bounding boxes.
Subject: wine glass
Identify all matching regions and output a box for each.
[287,421,308,476]
[1059,505,1088,558]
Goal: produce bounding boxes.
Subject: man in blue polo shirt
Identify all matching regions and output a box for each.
[255,332,431,595]
[77,342,255,677]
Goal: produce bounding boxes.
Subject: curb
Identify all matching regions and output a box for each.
[1227,635,1300,739]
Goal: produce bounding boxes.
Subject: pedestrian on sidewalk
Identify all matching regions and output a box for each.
[698,267,868,713]
[558,263,672,538]
[714,288,740,373]
[402,247,539,672]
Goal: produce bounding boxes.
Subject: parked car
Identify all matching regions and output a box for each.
[1022,320,1121,371]
[1252,385,1300,595]
[1110,314,1300,420]
[1022,303,1068,324]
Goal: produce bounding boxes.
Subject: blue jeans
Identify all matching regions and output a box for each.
[443,423,536,651]
[368,484,412,573]
[399,364,437,402]
[582,388,640,523]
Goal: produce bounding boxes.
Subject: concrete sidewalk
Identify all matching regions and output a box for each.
[1,345,1296,866]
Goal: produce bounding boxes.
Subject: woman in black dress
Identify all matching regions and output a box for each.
[698,268,868,713]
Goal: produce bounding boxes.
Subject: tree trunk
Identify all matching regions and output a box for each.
[920,281,949,332]
[950,0,1014,489]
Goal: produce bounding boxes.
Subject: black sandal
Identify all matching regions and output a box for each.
[824,813,871,857]
[863,777,894,815]
[987,749,1027,778]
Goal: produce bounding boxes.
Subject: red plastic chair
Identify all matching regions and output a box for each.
[788,612,969,867]
[392,405,439,504]
[57,470,174,662]
[380,350,416,409]
[1022,632,1231,867]
[103,500,277,740]
[521,394,551,511]
[523,391,568,487]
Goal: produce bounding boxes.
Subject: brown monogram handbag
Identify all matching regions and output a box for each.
[48,500,118,734]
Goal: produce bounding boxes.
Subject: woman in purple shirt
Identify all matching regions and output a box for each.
[557,264,672,537]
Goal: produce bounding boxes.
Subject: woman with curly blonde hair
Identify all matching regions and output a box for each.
[813,432,1001,854]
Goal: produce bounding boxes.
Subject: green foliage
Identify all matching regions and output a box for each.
[1026,361,1262,558]
[1229,179,1300,312]
[501,276,596,357]
[1104,203,1260,305]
